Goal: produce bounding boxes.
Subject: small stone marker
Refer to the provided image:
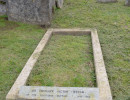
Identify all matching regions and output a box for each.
[18,86,99,100]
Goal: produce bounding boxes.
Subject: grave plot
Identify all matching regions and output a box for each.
[6,29,112,100]
[27,35,95,87]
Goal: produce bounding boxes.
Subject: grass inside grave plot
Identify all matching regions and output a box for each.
[27,35,96,87]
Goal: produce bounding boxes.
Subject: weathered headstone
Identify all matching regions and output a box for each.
[125,0,130,6]
[0,1,6,15]
[7,0,55,25]
[18,86,99,100]
[97,0,117,3]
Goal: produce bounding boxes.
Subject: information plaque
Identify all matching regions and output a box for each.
[18,86,99,100]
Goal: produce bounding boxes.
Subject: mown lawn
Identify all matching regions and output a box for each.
[0,0,130,100]
[0,15,45,99]
[27,35,95,87]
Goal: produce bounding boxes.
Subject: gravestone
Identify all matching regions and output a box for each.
[125,0,130,6]
[0,1,6,15]
[7,0,55,25]
[1,0,64,25]
[97,0,117,3]
[18,86,99,100]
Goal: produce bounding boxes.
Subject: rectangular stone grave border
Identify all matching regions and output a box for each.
[6,28,112,100]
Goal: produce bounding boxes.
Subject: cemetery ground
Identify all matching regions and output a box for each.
[0,0,130,100]
[27,35,95,87]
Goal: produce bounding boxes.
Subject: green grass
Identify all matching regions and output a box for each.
[0,0,130,100]
[51,0,130,100]
[27,35,95,87]
[0,15,45,100]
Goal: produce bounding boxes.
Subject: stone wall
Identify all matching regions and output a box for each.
[7,0,55,25]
